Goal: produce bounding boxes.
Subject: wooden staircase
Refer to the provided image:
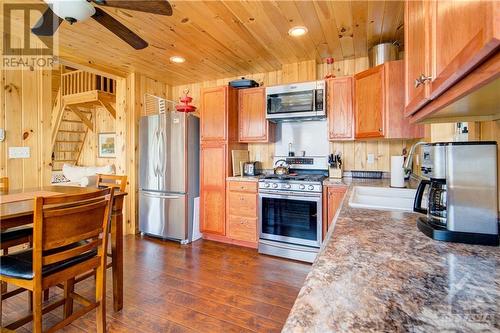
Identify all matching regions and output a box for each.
[52,109,92,171]
[51,69,116,171]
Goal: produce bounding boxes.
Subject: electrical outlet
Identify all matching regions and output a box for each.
[8,147,30,159]
[367,153,375,164]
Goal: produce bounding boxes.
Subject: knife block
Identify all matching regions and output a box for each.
[329,166,343,179]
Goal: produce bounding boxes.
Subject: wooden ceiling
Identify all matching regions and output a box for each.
[10,1,404,84]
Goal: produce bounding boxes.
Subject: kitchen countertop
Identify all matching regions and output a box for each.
[226,176,261,182]
[283,178,500,333]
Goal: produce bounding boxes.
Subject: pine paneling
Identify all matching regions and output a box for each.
[480,120,500,208]
[1,36,52,190]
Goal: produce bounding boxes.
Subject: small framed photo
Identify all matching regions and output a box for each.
[98,132,116,158]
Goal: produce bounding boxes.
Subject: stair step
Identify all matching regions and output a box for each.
[58,130,86,134]
[55,140,83,143]
[61,119,83,124]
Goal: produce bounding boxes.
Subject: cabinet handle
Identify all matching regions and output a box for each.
[379,128,383,132]
[414,74,432,88]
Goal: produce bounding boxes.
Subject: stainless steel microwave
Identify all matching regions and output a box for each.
[265,80,326,121]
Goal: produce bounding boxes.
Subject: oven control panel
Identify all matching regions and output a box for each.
[286,158,314,165]
[258,181,322,193]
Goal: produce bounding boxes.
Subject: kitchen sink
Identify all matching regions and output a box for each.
[348,186,417,212]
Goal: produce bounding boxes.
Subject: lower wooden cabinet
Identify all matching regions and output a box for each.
[322,185,348,240]
[227,216,258,243]
[226,180,258,246]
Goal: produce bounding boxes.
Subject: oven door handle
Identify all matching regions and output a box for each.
[259,192,321,201]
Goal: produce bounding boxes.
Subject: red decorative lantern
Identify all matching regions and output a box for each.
[324,57,335,79]
[175,89,197,113]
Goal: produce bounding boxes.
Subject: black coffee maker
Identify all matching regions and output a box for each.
[414,179,447,227]
[413,142,499,246]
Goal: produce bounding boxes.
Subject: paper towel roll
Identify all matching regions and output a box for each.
[391,156,405,188]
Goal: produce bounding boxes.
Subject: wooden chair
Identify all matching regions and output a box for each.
[0,188,114,333]
[94,174,127,272]
[0,177,8,193]
[96,174,127,192]
[1,177,34,297]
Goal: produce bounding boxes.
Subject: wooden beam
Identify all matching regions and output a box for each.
[67,106,93,131]
[62,90,99,106]
[99,100,116,119]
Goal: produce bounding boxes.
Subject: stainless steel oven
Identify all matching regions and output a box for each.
[266,80,325,121]
[258,186,322,264]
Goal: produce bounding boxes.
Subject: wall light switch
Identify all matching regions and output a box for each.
[367,153,375,164]
[0,129,5,142]
[8,147,30,159]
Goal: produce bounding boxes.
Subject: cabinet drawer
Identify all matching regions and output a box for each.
[228,181,257,192]
[228,215,257,242]
[228,191,257,217]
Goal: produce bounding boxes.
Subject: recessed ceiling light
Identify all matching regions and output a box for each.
[288,26,308,37]
[170,56,185,63]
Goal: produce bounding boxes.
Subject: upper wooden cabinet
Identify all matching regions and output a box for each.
[405,0,499,116]
[404,0,431,115]
[354,65,385,138]
[238,87,274,143]
[355,60,423,139]
[327,77,354,140]
[200,86,238,142]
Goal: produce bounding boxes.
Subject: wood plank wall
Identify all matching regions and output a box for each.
[480,120,500,208]
[0,36,52,189]
[172,58,419,171]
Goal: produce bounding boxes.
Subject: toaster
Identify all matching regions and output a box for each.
[243,162,259,176]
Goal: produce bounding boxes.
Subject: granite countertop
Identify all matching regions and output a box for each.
[226,176,262,182]
[283,179,500,333]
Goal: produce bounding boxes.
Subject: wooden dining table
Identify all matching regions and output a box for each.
[0,186,127,312]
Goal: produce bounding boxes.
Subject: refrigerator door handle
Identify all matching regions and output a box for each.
[153,128,160,178]
[158,129,166,177]
[141,191,183,200]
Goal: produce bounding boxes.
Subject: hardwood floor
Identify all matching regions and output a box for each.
[2,236,311,332]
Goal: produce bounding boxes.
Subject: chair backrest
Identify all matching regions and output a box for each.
[32,188,114,272]
[0,177,9,193]
[97,174,127,192]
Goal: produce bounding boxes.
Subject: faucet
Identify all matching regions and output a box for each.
[403,141,427,179]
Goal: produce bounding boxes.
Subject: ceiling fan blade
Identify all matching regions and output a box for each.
[92,7,148,50]
[31,6,63,36]
[92,0,172,16]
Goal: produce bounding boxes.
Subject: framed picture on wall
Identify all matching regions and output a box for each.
[98,132,116,158]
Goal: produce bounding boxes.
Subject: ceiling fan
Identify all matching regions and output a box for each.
[32,0,173,50]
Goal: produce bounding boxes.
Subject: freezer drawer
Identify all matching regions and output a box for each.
[139,191,187,241]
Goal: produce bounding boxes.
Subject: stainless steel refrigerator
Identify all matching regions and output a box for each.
[139,111,199,243]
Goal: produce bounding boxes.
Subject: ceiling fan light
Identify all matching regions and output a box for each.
[170,56,186,63]
[46,0,96,22]
[288,26,308,37]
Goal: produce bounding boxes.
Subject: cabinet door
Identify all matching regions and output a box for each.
[200,143,226,235]
[239,87,269,142]
[430,1,499,98]
[327,187,346,228]
[200,87,227,141]
[404,0,431,116]
[327,77,354,140]
[355,65,385,138]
